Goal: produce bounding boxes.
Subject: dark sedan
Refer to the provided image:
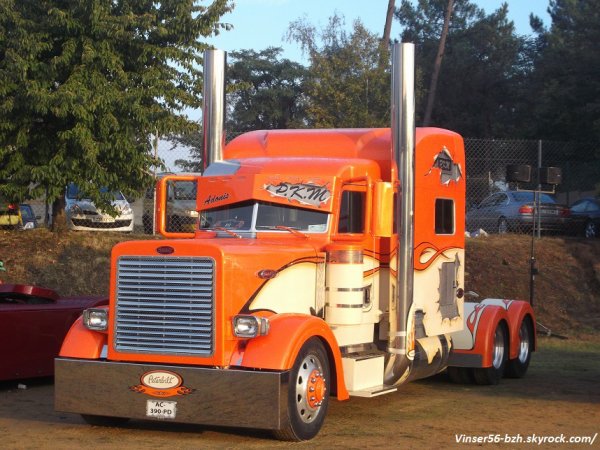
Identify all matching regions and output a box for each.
[466,191,570,234]
[0,284,106,381]
[568,197,600,238]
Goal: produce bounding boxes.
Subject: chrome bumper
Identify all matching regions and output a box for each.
[55,358,290,430]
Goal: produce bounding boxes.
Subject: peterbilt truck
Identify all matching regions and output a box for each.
[55,44,535,441]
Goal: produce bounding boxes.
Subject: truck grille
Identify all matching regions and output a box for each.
[115,256,215,356]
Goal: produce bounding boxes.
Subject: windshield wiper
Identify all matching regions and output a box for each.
[213,226,243,238]
[256,225,308,239]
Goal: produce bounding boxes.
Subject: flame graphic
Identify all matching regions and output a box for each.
[414,242,457,271]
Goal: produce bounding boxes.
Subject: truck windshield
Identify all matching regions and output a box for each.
[200,201,328,233]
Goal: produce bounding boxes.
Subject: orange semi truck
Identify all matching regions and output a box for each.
[55,44,535,441]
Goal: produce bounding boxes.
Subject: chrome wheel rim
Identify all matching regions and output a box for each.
[492,326,505,369]
[585,222,596,238]
[498,219,508,234]
[517,322,530,364]
[294,353,326,424]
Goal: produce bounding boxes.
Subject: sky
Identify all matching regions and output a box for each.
[164,0,552,169]
[208,0,552,63]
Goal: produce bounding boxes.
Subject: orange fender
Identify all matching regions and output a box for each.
[59,315,107,359]
[481,299,536,360]
[453,305,509,368]
[239,314,349,400]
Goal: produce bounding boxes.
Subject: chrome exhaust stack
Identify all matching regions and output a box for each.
[385,42,416,385]
[202,49,226,170]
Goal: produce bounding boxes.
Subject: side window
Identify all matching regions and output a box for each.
[435,199,454,234]
[570,201,586,213]
[495,194,508,205]
[479,195,495,208]
[338,190,365,233]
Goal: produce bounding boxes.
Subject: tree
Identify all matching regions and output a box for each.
[422,0,454,126]
[165,47,308,173]
[0,0,232,230]
[529,0,600,143]
[227,47,308,133]
[396,0,529,137]
[287,14,390,128]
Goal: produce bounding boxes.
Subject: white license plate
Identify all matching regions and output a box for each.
[92,216,115,223]
[146,400,177,419]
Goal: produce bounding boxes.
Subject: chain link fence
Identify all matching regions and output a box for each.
[465,139,599,236]
[13,136,600,237]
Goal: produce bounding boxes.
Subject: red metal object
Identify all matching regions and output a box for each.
[0,284,107,381]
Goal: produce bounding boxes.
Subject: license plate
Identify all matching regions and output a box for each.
[92,216,115,223]
[146,400,177,419]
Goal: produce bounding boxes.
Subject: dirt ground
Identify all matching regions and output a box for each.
[1,338,598,449]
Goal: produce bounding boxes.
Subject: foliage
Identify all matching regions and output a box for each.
[529,0,600,144]
[227,47,308,132]
[396,0,531,137]
[0,0,232,227]
[167,47,308,172]
[287,14,390,128]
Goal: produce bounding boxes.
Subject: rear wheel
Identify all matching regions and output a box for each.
[273,337,330,441]
[498,217,509,234]
[473,323,508,385]
[81,414,130,427]
[584,220,598,238]
[447,366,474,384]
[506,317,533,378]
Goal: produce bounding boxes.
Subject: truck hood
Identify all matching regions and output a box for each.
[112,237,324,316]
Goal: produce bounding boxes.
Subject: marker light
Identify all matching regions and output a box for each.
[233,315,270,338]
[83,308,108,331]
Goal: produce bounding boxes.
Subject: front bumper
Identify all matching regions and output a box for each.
[55,358,290,430]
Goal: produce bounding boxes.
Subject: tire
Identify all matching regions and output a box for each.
[447,366,474,384]
[505,317,533,378]
[584,220,598,239]
[273,337,330,441]
[81,414,130,427]
[497,217,509,234]
[473,323,508,385]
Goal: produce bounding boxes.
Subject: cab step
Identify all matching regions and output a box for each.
[342,350,397,397]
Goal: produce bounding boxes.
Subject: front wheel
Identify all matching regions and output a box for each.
[505,317,533,378]
[273,337,330,441]
[473,323,508,385]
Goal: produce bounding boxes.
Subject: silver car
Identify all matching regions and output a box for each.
[466,191,570,234]
[65,184,134,232]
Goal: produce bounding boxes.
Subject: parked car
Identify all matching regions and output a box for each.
[568,197,600,238]
[0,284,107,381]
[466,191,570,234]
[0,203,21,229]
[142,174,199,234]
[65,183,134,232]
[0,203,40,230]
[18,204,40,230]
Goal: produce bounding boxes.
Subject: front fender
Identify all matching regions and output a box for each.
[59,315,107,359]
[239,313,349,400]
